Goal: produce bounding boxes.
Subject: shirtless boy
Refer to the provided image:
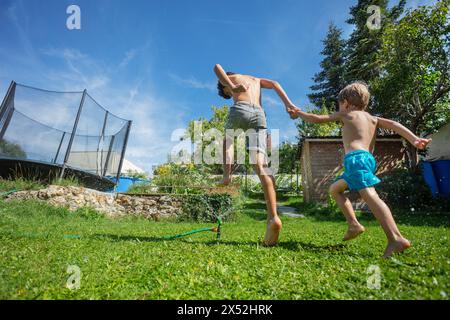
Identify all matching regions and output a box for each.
[288,82,431,257]
[214,64,296,246]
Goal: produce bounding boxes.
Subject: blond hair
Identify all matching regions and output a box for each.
[338,82,370,110]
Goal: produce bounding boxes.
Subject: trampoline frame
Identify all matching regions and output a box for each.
[0,81,132,191]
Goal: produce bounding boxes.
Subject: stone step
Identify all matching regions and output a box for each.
[277,205,305,219]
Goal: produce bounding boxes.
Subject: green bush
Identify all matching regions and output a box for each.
[0,139,26,158]
[242,174,300,194]
[0,175,83,193]
[51,176,83,188]
[326,192,340,214]
[75,207,105,220]
[377,169,450,212]
[179,193,236,222]
[0,177,45,192]
[149,163,218,195]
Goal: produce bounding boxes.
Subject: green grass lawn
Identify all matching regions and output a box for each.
[0,193,449,300]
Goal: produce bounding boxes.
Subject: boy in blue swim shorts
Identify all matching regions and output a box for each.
[338,150,381,191]
[288,82,432,258]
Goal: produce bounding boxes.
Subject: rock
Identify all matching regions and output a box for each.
[5,186,183,220]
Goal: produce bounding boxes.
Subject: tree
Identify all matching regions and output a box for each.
[123,170,149,180]
[296,105,341,138]
[371,0,450,171]
[345,0,406,85]
[277,141,300,174]
[186,105,229,140]
[0,139,26,158]
[185,105,231,174]
[308,23,347,111]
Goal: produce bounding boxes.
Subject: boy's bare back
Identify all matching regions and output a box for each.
[340,111,378,154]
[227,74,262,108]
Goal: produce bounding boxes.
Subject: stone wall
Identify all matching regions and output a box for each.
[5,185,183,220]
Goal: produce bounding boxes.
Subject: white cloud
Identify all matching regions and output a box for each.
[42,48,110,91]
[2,44,189,174]
[169,73,216,92]
[262,95,283,108]
[119,49,138,68]
[4,1,44,72]
[92,86,188,174]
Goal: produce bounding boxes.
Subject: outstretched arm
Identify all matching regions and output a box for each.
[260,79,295,111]
[377,117,432,149]
[213,64,247,93]
[287,106,342,124]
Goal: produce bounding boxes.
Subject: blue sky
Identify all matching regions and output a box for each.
[0,0,436,174]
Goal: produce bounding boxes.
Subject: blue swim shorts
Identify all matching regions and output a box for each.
[336,150,381,191]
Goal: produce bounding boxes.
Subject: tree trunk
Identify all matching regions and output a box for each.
[405,141,420,173]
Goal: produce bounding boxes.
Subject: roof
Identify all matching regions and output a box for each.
[296,134,403,159]
[121,159,146,174]
[425,122,450,161]
[301,134,402,140]
[425,120,450,137]
[298,135,402,150]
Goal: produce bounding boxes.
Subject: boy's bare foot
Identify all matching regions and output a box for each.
[383,238,411,258]
[263,216,282,247]
[343,224,366,241]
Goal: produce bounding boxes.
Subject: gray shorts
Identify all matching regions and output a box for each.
[225,101,268,158]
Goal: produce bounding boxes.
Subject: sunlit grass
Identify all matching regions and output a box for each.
[0,194,448,300]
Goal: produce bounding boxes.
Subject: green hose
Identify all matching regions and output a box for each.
[1,187,224,241]
[0,189,18,198]
[163,218,223,241]
[0,232,81,239]
[162,227,216,240]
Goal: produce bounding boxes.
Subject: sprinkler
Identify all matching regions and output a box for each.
[163,217,223,241]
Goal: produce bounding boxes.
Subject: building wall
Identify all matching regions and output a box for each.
[301,139,406,203]
[426,122,450,161]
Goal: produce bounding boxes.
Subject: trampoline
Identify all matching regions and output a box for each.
[0,81,132,191]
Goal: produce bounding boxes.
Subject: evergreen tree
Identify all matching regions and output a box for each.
[308,23,346,111]
[345,0,406,84]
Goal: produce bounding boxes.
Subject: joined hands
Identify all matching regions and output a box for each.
[286,104,301,119]
[413,137,432,150]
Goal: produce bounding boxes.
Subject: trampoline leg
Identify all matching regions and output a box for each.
[60,90,87,180]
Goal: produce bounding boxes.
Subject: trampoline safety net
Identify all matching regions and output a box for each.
[0,81,132,185]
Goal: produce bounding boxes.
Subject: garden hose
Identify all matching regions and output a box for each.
[0,232,81,239]
[162,217,223,241]
[0,189,18,198]
[1,187,224,242]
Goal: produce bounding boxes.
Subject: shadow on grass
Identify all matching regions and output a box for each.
[277,241,347,253]
[94,233,348,254]
[241,202,267,221]
[245,191,300,203]
[292,208,450,228]
[277,194,450,228]
[192,240,348,254]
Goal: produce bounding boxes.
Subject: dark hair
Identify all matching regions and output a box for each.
[217,72,236,99]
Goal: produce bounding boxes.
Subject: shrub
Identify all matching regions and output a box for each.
[179,193,236,222]
[377,169,450,213]
[326,192,340,214]
[0,177,45,192]
[150,163,218,195]
[75,207,105,220]
[51,176,82,188]
[241,174,300,195]
[0,139,26,158]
